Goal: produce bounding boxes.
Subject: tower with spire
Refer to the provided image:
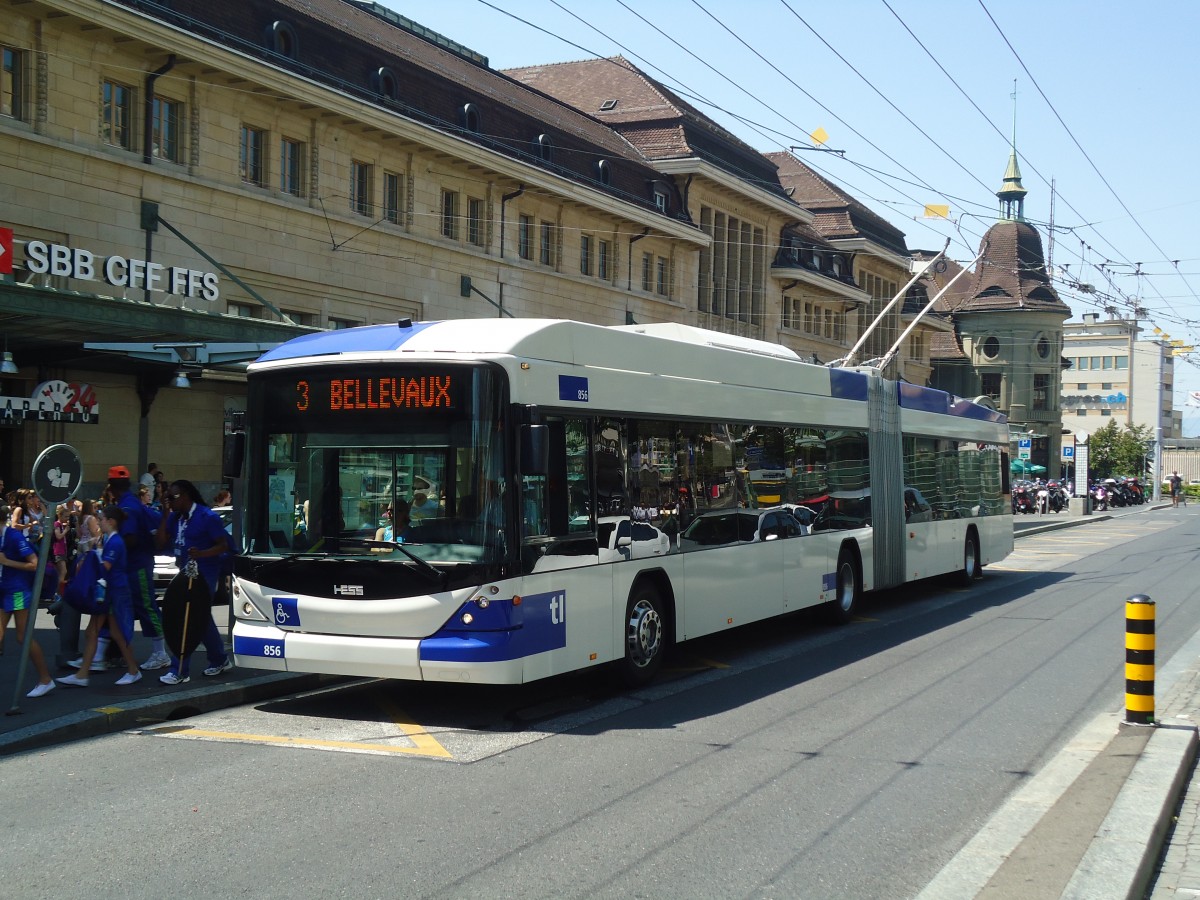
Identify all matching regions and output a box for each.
[924,130,1071,475]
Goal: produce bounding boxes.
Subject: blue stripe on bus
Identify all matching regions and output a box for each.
[899,381,950,414]
[420,589,567,662]
[829,369,868,401]
[949,397,1007,423]
[257,322,438,362]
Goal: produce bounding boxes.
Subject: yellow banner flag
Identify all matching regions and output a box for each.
[924,204,951,219]
[810,127,829,146]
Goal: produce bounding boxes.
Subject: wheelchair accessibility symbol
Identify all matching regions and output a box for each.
[273,597,300,628]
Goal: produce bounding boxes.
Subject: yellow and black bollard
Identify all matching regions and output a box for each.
[1125,594,1155,725]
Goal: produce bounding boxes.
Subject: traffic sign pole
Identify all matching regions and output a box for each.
[6,444,82,715]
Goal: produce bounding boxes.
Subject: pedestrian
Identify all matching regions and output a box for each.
[139,463,159,493]
[212,488,232,507]
[155,479,233,684]
[56,505,142,688]
[109,465,170,670]
[52,505,70,597]
[1169,471,1183,508]
[0,503,56,696]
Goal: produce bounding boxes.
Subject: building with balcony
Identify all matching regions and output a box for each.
[1,0,703,491]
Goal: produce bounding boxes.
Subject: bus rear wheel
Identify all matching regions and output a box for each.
[960,530,981,585]
[618,586,665,686]
[826,547,860,625]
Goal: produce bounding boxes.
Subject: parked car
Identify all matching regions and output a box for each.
[596,516,671,561]
[677,507,807,551]
[154,506,233,589]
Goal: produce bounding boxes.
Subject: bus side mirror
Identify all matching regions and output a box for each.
[223,432,245,479]
[521,424,549,475]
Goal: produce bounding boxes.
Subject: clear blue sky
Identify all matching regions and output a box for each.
[385,0,1200,434]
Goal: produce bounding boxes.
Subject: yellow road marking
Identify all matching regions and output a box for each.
[148,695,453,758]
[160,727,451,756]
[373,696,454,758]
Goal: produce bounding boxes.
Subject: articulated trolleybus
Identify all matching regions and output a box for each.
[231,319,1012,685]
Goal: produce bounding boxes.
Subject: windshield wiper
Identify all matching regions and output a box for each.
[341,538,445,585]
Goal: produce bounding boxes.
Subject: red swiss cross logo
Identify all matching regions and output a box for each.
[0,228,12,275]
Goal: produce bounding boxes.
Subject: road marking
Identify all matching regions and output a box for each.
[155,727,451,757]
[145,697,453,759]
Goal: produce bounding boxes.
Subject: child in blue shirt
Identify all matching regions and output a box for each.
[0,503,55,697]
[56,505,142,687]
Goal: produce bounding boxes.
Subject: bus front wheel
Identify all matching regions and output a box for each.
[827,547,861,625]
[618,586,666,686]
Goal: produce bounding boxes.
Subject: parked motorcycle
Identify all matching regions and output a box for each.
[1045,481,1067,513]
[1012,483,1036,514]
[1091,483,1108,511]
[1124,478,1145,505]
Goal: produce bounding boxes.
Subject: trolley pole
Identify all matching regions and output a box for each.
[1125,594,1156,726]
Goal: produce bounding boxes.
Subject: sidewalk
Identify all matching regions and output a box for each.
[0,603,330,756]
[921,498,1200,900]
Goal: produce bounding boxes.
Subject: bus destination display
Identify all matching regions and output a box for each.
[294,374,458,413]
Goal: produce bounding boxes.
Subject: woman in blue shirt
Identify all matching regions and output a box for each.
[154,480,232,684]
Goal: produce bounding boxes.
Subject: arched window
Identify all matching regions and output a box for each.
[265,21,299,59]
[372,67,399,101]
[533,133,554,163]
[461,103,481,133]
[595,159,612,186]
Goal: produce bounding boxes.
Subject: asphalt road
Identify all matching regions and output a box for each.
[3,506,1198,899]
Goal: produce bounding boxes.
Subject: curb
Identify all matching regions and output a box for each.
[0,672,345,757]
[1062,724,1199,900]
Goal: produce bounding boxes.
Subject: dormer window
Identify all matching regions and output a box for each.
[649,181,670,213]
[461,102,481,133]
[265,21,299,59]
[372,67,399,101]
[831,256,844,278]
[595,159,612,186]
[533,133,554,163]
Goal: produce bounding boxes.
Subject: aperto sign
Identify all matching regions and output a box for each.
[21,238,220,301]
[0,380,101,425]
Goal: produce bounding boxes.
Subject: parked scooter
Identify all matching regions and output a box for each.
[1091,482,1109,511]
[1012,483,1036,514]
[1124,478,1146,505]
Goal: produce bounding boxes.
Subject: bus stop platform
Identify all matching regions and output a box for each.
[0,611,332,757]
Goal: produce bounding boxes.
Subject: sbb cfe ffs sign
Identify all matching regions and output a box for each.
[21,239,220,301]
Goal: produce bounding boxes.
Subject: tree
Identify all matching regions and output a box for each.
[1087,421,1153,480]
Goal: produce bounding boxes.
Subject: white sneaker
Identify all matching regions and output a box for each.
[139,651,171,671]
[26,681,55,698]
[203,658,234,677]
[159,671,190,685]
[115,671,142,686]
[89,658,114,673]
[56,674,90,688]
[68,657,83,668]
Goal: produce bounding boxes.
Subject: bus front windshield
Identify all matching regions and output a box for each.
[245,363,508,563]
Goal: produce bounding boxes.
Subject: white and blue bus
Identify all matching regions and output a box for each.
[231,319,1012,685]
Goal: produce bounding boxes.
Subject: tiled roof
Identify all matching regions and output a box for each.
[504,56,788,194]
[930,222,1071,315]
[765,152,909,256]
[275,0,647,159]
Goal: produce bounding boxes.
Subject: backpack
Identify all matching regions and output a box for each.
[62,549,107,615]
